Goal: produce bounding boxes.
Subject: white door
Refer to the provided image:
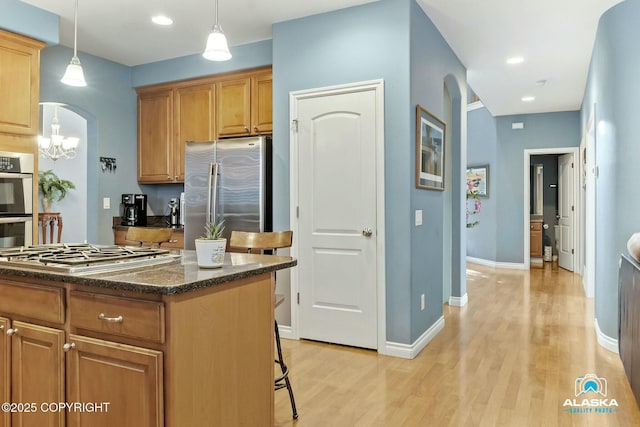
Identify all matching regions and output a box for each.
[558,153,575,271]
[294,84,380,349]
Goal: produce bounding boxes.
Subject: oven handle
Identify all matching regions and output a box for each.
[0,217,31,224]
[0,172,32,179]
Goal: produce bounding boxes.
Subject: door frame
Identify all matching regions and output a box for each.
[523,147,580,271]
[289,79,387,353]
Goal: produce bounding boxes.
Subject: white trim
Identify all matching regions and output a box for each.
[466,101,484,112]
[448,293,468,307]
[289,79,387,354]
[277,324,295,340]
[594,318,618,354]
[523,147,580,272]
[466,256,527,270]
[384,317,445,359]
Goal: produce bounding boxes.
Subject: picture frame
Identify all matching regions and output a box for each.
[466,164,490,198]
[416,105,446,190]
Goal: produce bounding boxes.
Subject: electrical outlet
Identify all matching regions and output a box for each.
[103,197,110,209]
[421,294,425,311]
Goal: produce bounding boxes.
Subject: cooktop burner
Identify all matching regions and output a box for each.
[0,244,178,274]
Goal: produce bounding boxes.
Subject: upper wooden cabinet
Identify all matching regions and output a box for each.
[217,72,272,137]
[0,30,44,136]
[137,89,174,183]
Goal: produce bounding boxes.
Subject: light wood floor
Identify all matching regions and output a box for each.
[275,262,640,426]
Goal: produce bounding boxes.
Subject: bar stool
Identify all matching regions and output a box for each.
[38,212,63,244]
[229,230,298,420]
[124,227,173,248]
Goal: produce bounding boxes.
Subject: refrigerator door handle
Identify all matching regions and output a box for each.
[206,163,219,224]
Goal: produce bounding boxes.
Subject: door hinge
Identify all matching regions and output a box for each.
[296,206,299,218]
[297,292,300,304]
[571,205,574,211]
[572,162,574,168]
[572,249,574,254]
[292,119,298,132]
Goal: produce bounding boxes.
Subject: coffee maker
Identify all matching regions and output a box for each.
[168,198,180,228]
[121,194,148,226]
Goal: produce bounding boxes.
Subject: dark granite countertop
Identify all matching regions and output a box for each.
[0,251,296,295]
[113,216,184,231]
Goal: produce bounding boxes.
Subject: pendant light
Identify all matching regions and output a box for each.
[61,0,87,87]
[202,0,232,61]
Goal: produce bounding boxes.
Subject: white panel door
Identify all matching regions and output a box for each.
[296,88,378,349]
[558,153,575,271]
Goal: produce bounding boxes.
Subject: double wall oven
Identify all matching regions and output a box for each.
[0,151,33,248]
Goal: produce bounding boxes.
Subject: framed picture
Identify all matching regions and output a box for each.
[466,164,490,198]
[416,105,446,190]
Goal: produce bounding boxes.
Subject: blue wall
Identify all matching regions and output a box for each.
[0,0,58,45]
[410,1,467,342]
[581,0,640,339]
[467,106,497,261]
[494,112,580,263]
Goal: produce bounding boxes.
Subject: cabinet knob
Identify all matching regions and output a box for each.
[253,126,258,132]
[6,328,18,336]
[175,176,179,180]
[168,176,172,180]
[63,342,76,352]
[0,325,3,331]
[244,126,250,132]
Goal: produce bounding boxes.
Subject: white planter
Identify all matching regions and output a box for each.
[195,238,227,268]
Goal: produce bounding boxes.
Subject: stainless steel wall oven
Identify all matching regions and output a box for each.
[0,151,34,247]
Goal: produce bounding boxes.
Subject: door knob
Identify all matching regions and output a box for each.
[362,228,373,237]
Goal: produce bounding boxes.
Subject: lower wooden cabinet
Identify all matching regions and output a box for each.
[113,227,184,249]
[530,222,542,257]
[0,317,9,427]
[65,335,163,427]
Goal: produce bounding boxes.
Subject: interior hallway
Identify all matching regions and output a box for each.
[275,263,640,426]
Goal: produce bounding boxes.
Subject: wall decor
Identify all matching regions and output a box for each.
[466,164,489,198]
[100,157,117,173]
[416,105,446,190]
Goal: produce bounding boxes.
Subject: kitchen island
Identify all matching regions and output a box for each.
[0,250,295,427]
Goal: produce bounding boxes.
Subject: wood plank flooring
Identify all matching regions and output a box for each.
[275,262,640,426]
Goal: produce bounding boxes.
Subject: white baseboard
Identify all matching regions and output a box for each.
[384,316,445,359]
[594,318,618,354]
[466,256,526,270]
[277,324,296,340]
[449,293,468,307]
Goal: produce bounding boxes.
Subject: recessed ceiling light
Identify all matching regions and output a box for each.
[507,57,524,65]
[152,15,173,26]
[522,96,535,102]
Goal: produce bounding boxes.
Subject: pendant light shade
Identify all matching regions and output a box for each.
[203,0,232,61]
[61,0,87,87]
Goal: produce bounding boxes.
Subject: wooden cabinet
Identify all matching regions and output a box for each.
[530,222,542,257]
[113,227,184,249]
[0,317,9,427]
[619,255,640,408]
[217,72,272,137]
[0,30,44,136]
[136,67,271,184]
[66,335,163,427]
[137,89,174,183]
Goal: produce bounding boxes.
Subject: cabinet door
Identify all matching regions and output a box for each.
[0,30,44,135]
[217,78,251,137]
[0,318,9,427]
[138,90,174,183]
[251,73,272,134]
[66,334,163,427]
[10,321,65,427]
[530,229,542,257]
[175,84,215,182]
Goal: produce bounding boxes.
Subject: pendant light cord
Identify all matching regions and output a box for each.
[215,0,219,27]
[73,0,79,57]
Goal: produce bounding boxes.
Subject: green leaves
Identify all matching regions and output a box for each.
[201,220,225,240]
[38,170,75,202]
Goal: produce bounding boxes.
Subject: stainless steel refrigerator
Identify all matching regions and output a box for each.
[183,136,272,249]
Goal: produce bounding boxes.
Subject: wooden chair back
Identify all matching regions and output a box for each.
[125,227,173,247]
[229,231,293,253]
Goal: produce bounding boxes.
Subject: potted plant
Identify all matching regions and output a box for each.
[195,221,226,268]
[38,169,75,213]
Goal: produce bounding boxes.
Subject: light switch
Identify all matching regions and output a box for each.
[103,197,110,209]
[415,209,423,226]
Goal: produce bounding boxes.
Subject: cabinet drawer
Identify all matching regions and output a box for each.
[70,292,165,343]
[530,222,542,231]
[0,282,64,324]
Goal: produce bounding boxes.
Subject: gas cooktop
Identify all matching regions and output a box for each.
[0,244,178,275]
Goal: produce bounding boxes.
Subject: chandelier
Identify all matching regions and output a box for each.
[38,106,79,161]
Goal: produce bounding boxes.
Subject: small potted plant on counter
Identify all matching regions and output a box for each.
[38,169,75,213]
[195,220,226,268]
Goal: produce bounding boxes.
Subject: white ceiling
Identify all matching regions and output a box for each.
[22,0,623,116]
